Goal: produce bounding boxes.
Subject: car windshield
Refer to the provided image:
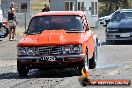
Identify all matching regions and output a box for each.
[122,12,132,18]
[111,11,132,21]
[27,16,84,34]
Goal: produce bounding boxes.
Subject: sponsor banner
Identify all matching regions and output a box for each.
[79,77,131,86]
[78,67,131,86]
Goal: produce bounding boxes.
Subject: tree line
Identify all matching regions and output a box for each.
[99,0,128,17]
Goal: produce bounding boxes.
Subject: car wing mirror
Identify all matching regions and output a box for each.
[93,35,101,46]
[103,19,110,27]
[105,19,110,23]
[103,25,107,27]
[105,19,110,24]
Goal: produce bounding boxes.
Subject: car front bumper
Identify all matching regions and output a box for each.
[17,54,85,60]
[17,54,85,69]
[106,32,132,40]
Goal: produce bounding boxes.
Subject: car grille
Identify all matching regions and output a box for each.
[108,28,132,33]
[118,28,132,33]
[116,35,132,38]
[38,46,63,55]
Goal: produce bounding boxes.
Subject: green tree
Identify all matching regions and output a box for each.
[99,0,128,17]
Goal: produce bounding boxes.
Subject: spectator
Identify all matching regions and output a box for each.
[42,4,50,12]
[8,2,18,41]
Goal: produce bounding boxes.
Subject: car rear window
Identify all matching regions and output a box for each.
[27,16,84,34]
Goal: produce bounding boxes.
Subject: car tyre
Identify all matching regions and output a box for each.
[17,61,29,77]
[0,26,9,38]
[78,60,84,75]
[89,45,97,69]
[78,49,89,74]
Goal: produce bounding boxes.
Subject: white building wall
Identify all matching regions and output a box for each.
[50,0,64,11]
[91,0,98,27]
[50,0,98,27]
[64,0,77,11]
[83,0,92,27]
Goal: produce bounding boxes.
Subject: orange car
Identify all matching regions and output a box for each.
[17,11,98,76]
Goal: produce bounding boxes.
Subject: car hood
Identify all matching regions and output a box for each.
[108,19,132,28]
[100,15,112,19]
[18,30,92,46]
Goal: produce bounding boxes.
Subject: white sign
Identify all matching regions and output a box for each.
[120,33,130,37]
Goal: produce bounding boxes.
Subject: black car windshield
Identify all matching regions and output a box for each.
[27,16,84,34]
[111,11,132,21]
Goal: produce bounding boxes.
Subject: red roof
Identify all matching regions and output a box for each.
[33,11,84,17]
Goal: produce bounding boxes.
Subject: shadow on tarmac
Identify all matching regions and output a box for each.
[0,68,81,79]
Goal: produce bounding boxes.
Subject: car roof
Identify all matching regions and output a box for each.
[121,9,132,11]
[33,11,85,17]
[120,9,132,12]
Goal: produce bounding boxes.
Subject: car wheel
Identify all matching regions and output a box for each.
[78,49,89,74]
[17,61,29,77]
[0,26,9,38]
[89,47,97,69]
[78,60,84,74]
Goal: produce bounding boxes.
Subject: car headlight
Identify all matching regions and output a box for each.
[72,45,82,53]
[64,45,72,54]
[17,47,26,55]
[17,47,36,55]
[26,47,35,55]
[107,28,118,32]
[63,45,82,54]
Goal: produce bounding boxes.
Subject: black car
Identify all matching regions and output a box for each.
[105,9,132,43]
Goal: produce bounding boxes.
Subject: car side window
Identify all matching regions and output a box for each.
[28,17,39,33]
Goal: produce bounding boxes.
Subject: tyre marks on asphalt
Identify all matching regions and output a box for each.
[0,68,64,88]
[108,64,132,76]
[54,76,82,88]
[0,60,16,67]
[0,66,80,88]
[11,78,64,88]
[91,45,131,79]
[88,64,132,81]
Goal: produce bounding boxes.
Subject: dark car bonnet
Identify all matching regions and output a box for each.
[108,18,132,28]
